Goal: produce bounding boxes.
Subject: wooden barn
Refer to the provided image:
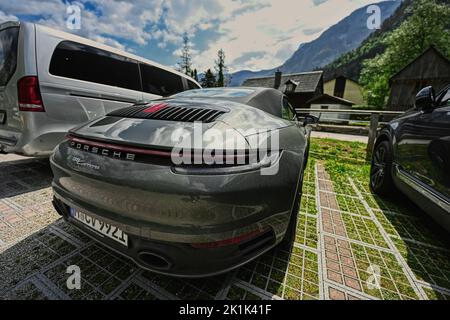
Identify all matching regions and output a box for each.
[242,70,324,109]
[388,46,450,111]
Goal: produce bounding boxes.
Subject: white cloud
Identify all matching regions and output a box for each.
[90,34,126,51]
[0,10,18,22]
[0,0,163,50]
[193,0,384,72]
[0,0,391,71]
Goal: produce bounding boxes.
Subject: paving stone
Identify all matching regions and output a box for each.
[326,259,341,272]
[342,266,358,278]
[327,270,343,284]
[325,251,339,261]
[344,276,361,291]
[328,287,346,300]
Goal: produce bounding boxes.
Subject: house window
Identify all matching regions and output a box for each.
[321,105,329,109]
[334,77,346,98]
[285,83,296,93]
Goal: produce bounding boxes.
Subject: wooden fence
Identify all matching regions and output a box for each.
[295,108,404,160]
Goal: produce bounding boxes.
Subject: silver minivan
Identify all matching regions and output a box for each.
[0,21,201,156]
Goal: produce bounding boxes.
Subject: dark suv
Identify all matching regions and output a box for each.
[370,85,450,232]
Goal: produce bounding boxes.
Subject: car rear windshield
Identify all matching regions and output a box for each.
[49,40,141,91]
[0,27,19,87]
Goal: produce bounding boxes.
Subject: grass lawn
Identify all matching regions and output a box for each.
[310,137,369,178]
[308,137,450,300]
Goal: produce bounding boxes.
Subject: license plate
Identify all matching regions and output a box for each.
[70,208,128,246]
[0,111,5,124]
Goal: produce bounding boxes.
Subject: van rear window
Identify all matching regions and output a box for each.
[140,63,184,96]
[49,41,141,91]
[187,80,200,90]
[0,27,19,87]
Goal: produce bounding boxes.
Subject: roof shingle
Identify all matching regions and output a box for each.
[242,71,323,93]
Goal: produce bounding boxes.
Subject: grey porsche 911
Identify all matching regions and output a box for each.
[50,87,317,277]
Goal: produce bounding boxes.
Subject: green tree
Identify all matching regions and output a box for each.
[178,32,192,75]
[360,0,450,107]
[201,69,216,88]
[189,69,199,82]
[193,69,198,82]
[215,49,227,87]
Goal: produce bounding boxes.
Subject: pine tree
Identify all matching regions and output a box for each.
[193,69,198,82]
[201,69,216,88]
[215,49,227,87]
[178,32,192,76]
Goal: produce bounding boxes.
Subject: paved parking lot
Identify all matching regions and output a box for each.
[1,139,449,300]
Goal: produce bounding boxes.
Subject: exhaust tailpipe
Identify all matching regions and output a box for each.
[138,251,172,270]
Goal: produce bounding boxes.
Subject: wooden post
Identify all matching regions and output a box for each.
[366,113,379,161]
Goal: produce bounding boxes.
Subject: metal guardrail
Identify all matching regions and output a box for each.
[295,109,404,116]
[295,108,405,160]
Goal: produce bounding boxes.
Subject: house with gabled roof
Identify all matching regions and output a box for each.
[306,93,354,123]
[242,70,324,109]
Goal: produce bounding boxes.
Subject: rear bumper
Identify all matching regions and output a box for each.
[0,112,82,156]
[52,195,279,278]
[0,135,17,147]
[0,129,66,156]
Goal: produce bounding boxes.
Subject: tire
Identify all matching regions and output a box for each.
[303,145,310,170]
[370,140,396,195]
[281,173,303,245]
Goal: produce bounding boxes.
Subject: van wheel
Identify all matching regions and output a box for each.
[370,141,395,195]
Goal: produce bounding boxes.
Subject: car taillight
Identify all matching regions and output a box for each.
[190,229,266,249]
[18,76,45,112]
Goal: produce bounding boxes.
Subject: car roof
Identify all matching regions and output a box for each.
[0,21,200,88]
[170,87,284,117]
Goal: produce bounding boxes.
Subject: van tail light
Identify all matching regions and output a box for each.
[18,76,45,112]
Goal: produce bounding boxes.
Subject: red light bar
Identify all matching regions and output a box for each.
[143,103,169,113]
[66,135,262,167]
[67,135,173,157]
[190,229,266,249]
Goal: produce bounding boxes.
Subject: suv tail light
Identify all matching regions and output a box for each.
[18,76,45,112]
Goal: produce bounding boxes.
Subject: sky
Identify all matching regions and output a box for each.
[0,0,392,73]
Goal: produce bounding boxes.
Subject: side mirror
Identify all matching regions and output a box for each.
[415,86,435,111]
[303,115,320,126]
